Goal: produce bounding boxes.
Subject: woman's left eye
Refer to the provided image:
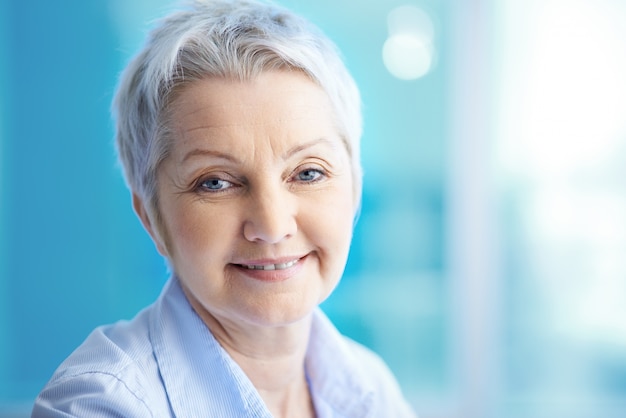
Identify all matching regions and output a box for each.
[295,168,325,182]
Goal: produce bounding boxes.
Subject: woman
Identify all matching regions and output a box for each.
[32,0,416,416]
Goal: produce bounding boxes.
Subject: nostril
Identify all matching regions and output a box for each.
[242,195,297,243]
[242,217,297,243]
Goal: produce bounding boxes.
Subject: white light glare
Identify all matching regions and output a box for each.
[383,5,435,80]
[383,35,433,80]
[387,5,434,41]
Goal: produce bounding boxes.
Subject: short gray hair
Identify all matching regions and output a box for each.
[113,0,362,212]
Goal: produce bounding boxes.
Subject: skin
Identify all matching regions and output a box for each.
[133,70,358,417]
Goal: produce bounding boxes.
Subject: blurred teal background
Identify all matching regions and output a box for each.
[1,0,626,417]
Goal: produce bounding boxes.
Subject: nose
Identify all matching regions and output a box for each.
[242,185,297,244]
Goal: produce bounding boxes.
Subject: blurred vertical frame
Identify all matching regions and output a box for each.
[0,0,9,402]
[447,0,502,416]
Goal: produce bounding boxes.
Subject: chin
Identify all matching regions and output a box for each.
[238,293,321,328]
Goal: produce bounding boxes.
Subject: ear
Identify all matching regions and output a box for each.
[132,192,169,258]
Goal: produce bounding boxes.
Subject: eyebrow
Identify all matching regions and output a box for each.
[181,148,240,164]
[181,137,338,164]
[282,137,337,159]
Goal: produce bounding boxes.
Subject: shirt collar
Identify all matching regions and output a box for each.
[149,277,375,418]
[306,310,375,417]
[149,277,272,417]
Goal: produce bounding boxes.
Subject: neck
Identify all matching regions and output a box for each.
[185,291,316,417]
[213,313,313,390]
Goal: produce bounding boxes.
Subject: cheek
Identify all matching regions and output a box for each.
[307,189,355,260]
[163,201,239,264]
[305,195,354,304]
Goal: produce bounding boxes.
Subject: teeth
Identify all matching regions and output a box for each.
[242,259,299,271]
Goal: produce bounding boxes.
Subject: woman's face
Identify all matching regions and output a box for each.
[141,71,357,328]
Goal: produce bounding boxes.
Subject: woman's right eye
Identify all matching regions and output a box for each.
[198,177,234,192]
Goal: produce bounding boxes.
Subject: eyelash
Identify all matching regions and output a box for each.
[291,167,326,183]
[193,166,328,194]
[197,177,235,192]
[191,172,239,194]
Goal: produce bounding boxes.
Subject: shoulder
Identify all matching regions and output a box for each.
[32,307,170,417]
[309,310,418,417]
[343,337,418,417]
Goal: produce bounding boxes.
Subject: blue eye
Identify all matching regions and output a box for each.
[200,178,233,191]
[297,168,324,182]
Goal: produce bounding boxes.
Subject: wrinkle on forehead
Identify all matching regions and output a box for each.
[161,72,354,182]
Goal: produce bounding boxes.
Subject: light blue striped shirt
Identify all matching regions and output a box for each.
[32,277,416,417]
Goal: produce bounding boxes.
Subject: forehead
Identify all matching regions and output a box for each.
[170,71,333,124]
[167,71,342,156]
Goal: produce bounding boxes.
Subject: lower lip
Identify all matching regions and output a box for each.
[233,257,306,283]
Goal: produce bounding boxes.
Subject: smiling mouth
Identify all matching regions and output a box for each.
[238,259,300,271]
